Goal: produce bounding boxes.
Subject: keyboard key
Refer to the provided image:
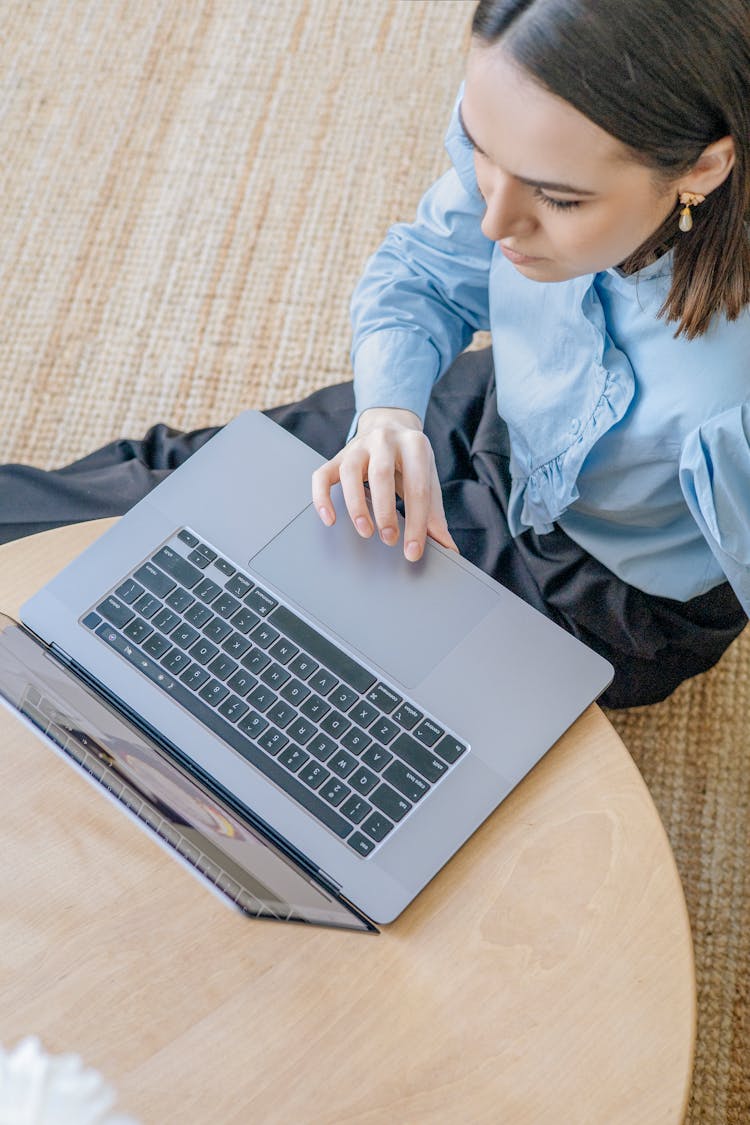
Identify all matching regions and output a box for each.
[222,632,251,659]
[370,783,411,822]
[241,646,271,675]
[434,734,468,764]
[287,716,316,745]
[309,668,339,696]
[248,684,277,712]
[365,683,401,714]
[116,579,144,604]
[321,710,351,739]
[261,662,290,690]
[227,669,257,696]
[269,604,376,693]
[267,700,296,728]
[300,693,330,722]
[245,588,277,616]
[349,767,379,796]
[298,761,330,790]
[82,611,102,630]
[289,653,319,680]
[226,574,253,598]
[161,648,191,673]
[252,622,280,649]
[370,716,399,745]
[199,679,230,707]
[269,638,299,665]
[330,750,358,779]
[153,607,181,634]
[172,623,200,649]
[257,727,288,756]
[347,832,376,856]
[143,632,171,659]
[194,544,217,563]
[208,653,238,680]
[134,562,175,598]
[341,795,372,825]
[361,744,393,772]
[190,639,219,665]
[217,695,249,723]
[123,617,152,644]
[280,678,310,707]
[184,602,212,628]
[392,702,422,730]
[213,557,235,577]
[390,732,447,783]
[181,664,210,690]
[320,779,351,807]
[187,549,211,569]
[329,685,359,712]
[152,546,203,589]
[203,617,232,643]
[134,593,162,619]
[237,710,269,740]
[414,718,444,748]
[97,596,134,629]
[361,810,395,842]
[349,700,379,727]
[277,745,309,773]
[177,529,199,548]
[195,577,222,604]
[341,726,372,755]
[213,592,241,619]
[231,607,261,634]
[165,586,194,613]
[308,734,337,762]
[383,759,429,802]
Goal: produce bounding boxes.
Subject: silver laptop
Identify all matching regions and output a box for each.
[1,410,612,932]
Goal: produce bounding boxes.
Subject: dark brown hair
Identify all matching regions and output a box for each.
[472,0,750,337]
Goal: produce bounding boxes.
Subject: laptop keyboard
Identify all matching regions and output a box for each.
[80,528,468,857]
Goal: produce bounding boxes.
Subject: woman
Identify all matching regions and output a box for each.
[2,0,749,708]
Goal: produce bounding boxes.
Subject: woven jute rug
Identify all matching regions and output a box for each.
[1,2,747,1119]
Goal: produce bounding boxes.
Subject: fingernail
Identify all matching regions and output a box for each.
[405,540,422,562]
[380,527,398,546]
[318,506,333,526]
[355,517,371,536]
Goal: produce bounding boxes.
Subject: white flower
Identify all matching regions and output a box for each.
[0,1038,140,1125]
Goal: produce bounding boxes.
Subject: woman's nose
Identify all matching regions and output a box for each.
[480,175,533,242]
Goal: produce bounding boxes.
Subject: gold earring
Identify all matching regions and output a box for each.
[678,191,706,232]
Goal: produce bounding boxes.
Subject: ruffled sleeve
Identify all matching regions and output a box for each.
[679,403,750,616]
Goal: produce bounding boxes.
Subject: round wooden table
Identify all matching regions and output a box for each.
[0,520,695,1124]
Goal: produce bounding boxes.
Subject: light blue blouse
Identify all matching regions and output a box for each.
[350,87,750,615]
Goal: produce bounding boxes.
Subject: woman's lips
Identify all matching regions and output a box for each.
[500,243,544,265]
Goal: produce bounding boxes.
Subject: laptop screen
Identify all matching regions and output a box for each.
[0,616,374,933]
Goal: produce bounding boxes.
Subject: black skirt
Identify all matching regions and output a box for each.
[0,348,744,708]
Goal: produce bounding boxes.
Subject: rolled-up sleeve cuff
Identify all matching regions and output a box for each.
[348,328,442,439]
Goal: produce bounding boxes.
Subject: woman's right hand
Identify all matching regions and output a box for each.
[311,406,458,563]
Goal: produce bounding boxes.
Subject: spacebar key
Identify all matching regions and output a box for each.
[269,604,376,693]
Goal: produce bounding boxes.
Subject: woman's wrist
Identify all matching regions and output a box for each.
[355,406,423,436]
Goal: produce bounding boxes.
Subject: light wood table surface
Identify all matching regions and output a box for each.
[0,520,695,1124]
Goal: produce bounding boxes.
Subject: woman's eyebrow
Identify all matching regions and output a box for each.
[457,101,597,197]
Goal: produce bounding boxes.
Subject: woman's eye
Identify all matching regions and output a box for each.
[533,187,582,211]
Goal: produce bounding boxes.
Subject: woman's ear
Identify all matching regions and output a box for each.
[679,135,736,198]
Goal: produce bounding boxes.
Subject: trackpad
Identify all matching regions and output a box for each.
[250,502,497,689]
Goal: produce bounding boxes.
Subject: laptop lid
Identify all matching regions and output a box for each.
[0,614,375,933]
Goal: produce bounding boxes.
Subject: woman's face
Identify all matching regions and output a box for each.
[462,44,680,280]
